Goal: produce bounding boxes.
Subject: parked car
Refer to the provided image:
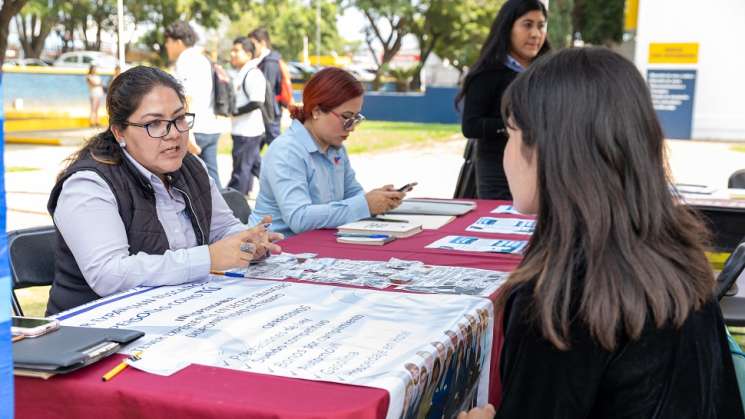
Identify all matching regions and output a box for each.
[287,61,317,84]
[4,58,49,67]
[54,51,117,70]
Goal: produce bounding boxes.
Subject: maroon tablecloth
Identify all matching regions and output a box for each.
[15,199,528,418]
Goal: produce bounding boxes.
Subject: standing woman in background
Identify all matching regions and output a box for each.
[456,0,549,199]
[86,64,105,128]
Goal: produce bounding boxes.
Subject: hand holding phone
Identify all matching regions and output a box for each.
[397,182,417,193]
[11,316,60,338]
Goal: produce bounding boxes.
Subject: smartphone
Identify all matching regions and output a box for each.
[11,316,60,338]
[397,182,417,193]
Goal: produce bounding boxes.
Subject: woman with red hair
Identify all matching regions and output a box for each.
[248,67,406,236]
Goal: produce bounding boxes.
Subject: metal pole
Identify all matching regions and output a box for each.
[117,0,125,66]
[315,0,321,64]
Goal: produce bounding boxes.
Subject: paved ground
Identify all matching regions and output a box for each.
[4,136,744,231]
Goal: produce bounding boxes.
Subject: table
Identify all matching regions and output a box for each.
[15,199,528,419]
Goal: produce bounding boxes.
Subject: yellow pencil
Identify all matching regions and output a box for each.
[101,351,142,382]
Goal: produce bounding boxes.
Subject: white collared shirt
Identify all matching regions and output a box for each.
[174,46,224,134]
[231,58,266,137]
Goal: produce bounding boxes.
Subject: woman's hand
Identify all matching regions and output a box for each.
[457,404,496,419]
[208,216,283,271]
[365,185,405,215]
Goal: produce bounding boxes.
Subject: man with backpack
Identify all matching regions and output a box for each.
[165,20,224,188]
[227,37,266,197]
[248,28,283,146]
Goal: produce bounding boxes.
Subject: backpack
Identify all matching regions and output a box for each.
[277,59,294,108]
[212,62,236,117]
[238,68,276,129]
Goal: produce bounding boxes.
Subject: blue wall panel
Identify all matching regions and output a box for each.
[291,87,461,124]
[0,71,13,418]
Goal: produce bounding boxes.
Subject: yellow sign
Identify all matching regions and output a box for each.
[625,0,639,31]
[648,43,699,64]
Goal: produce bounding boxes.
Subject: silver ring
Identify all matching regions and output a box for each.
[240,242,256,253]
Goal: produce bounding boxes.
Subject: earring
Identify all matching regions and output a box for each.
[118,138,126,147]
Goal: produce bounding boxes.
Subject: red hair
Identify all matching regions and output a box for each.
[289,67,364,122]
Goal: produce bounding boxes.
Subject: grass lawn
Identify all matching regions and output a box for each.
[732,145,745,153]
[217,121,461,156]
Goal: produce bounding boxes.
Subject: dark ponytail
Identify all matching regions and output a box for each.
[60,66,186,178]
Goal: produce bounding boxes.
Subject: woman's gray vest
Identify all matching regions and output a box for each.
[45,152,212,315]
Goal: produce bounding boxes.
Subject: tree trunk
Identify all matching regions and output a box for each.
[30,18,54,58]
[0,0,29,65]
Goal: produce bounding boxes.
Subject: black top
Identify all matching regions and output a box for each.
[461,63,519,153]
[497,283,744,419]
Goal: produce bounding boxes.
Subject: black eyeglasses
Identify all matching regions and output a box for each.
[123,113,195,138]
[329,110,365,131]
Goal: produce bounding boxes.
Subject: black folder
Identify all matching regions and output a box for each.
[13,326,144,374]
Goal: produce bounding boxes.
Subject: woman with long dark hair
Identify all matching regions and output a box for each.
[455,0,549,199]
[461,48,743,418]
[47,66,282,315]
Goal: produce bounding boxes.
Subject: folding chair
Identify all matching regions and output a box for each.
[8,225,57,316]
[728,169,745,189]
[716,240,745,327]
[221,187,252,224]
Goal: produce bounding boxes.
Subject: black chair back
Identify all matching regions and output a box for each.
[728,169,745,189]
[221,187,252,224]
[8,225,57,316]
[716,241,745,300]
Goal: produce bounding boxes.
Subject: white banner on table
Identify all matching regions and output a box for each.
[426,235,527,254]
[466,217,535,235]
[56,278,493,419]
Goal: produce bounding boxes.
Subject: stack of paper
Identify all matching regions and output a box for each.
[338,220,422,238]
[387,199,476,216]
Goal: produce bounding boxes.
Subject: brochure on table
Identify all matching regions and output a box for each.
[466,217,535,235]
[426,236,527,254]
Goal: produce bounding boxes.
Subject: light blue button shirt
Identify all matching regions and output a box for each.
[504,54,527,73]
[249,119,370,236]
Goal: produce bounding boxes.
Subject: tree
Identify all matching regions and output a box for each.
[574,0,624,46]
[412,0,503,90]
[548,0,574,49]
[0,0,30,64]
[227,0,343,63]
[15,0,60,58]
[127,0,250,65]
[349,0,415,90]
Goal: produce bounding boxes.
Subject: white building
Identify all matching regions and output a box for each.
[632,0,745,140]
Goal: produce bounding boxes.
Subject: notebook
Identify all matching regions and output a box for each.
[336,235,396,245]
[338,220,423,238]
[13,326,144,375]
[387,199,476,216]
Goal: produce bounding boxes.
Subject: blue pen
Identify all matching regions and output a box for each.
[336,233,390,239]
[211,271,246,278]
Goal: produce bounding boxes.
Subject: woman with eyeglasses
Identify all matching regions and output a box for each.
[249,67,406,237]
[46,66,283,315]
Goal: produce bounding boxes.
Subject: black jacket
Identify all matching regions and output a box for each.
[46,153,212,315]
[258,50,283,119]
[497,283,744,418]
[461,63,518,153]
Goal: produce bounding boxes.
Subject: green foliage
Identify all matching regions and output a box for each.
[575,0,624,46]
[429,0,503,75]
[128,0,250,66]
[385,64,417,91]
[227,0,343,62]
[348,0,416,90]
[548,0,574,49]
